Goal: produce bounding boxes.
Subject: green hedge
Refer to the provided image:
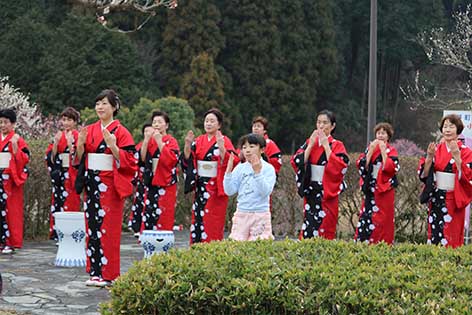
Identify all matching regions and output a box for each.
[102,240,472,314]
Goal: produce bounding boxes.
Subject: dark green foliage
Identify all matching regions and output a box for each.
[0,9,53,96]
[0,6,150,115]
[156,0,225,95]
[102,239,472,314]
[0,0,457,153]
[125,96,196,146]
[37,14,148,114]
[180,52,233,134]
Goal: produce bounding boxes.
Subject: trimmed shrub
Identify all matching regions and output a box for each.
[101,239,472,314]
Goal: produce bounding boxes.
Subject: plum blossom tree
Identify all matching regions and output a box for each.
[403,5,472,110]
[70,0,178,32]
[0,76,50,139]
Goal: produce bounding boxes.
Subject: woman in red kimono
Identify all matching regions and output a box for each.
[46,107,81,241]
[140,111,180,231]
[76,89,137,286]
[419,114,472,248]
[182,108,238,244]
[0,109,29,254]
[355,122,399,244]
[251,116,282,174]
[128,123,153,236]
[291,109,349,240]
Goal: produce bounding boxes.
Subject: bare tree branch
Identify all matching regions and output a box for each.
[70,0,177,32]
[402,6,472,110]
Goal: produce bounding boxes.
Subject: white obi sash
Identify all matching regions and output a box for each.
[435,171,455,191]
[372,163,381,180]
[0,152,11,169]
[59,153,70,168]
[310,164,325,182]
[87,153,114,171]
[152,158,159,173]
[197,160,218,178]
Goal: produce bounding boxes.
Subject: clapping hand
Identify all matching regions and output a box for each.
[103,129,116,148]
[247,154,262,174]
[185,130,195,147]
[426,142,436,160]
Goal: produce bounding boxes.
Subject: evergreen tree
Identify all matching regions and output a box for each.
[180,52,232,134]
[0,9,53,98]
[125,96,196,146]
[217,0,339,150]
[36,14,150,114]
[157,0,225,95]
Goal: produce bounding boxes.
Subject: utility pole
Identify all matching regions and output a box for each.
[367,0,378,143]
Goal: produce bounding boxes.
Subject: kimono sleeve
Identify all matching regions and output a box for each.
[216,136,239,197]
[181,141,197,194]
[290,141,309,198]
[9,137,29,186]
[454,148,472,209]
[158,137,180,169]
[151,137,180,187]
[322,141,349,199]
[266,140,282,174]
[113,127,137,199]
[418,156,434,204]
[376,147,400,193]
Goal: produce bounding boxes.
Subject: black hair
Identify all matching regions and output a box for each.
[151,111,170,125]
[60,106,80,122]
[0,108,17,123]
[204,108,224,128]
[238,133,266,149]
[317,109,336,134]
[141,123,153,136]
[95,89,121,117]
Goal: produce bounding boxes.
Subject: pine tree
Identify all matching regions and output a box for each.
[36,14,150,113]
[157,0,225,95]
[180,52,232,134]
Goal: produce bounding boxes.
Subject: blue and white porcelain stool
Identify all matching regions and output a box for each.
[139,230,175,258]
[54,212,86,267]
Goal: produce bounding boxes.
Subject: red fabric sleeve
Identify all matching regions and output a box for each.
[454,148,472,209]
[151,136,180,187]
[158,137,180,169]
[376,147,399,193]
[113,126,137,199]
[216,136,239,197]
[9,137,29,186]
[265,140,282,173]
[322,141,348,199]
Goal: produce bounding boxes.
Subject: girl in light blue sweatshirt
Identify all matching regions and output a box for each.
[224,133,276,240]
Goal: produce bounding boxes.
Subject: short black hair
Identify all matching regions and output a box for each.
[317,109,336,134]
[95,89,121,117]
[204,108,224,128]
[60,106,80,122]
[238,133,266,149]
[141,123,153,136]
[0,108,17,123]
[151,111,170,125]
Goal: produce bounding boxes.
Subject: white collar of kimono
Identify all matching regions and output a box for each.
[101,120,115,130]
[0,134,4,141]
[445,142,459,153]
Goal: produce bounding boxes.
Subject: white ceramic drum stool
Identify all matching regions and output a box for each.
[139,230,175,258]
[54,212,86,267]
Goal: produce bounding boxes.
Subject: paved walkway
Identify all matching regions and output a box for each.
[0,230,189,315]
